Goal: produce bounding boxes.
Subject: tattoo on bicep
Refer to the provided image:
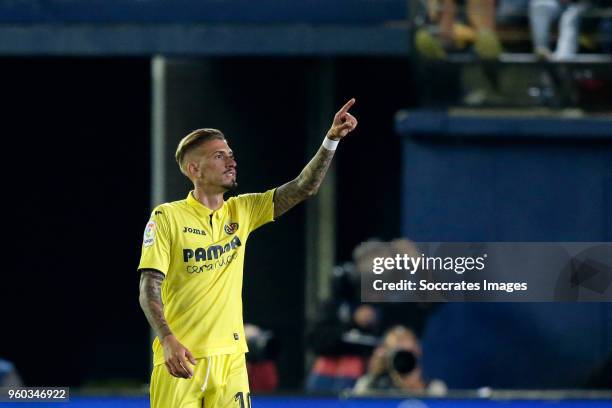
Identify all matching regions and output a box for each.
[139,270,172,340]
[274,146,335,218]
[274,180,304,219]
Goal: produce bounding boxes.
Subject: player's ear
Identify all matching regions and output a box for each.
[187,161,199,179]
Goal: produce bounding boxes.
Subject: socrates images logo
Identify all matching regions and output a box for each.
[143,221,156,247]
[224,222,239,235]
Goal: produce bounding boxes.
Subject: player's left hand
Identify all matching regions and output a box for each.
[326,98,358,140]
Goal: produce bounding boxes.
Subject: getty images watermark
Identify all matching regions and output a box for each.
[361,243,612,302]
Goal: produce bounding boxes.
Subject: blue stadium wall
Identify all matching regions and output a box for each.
[0,0,411,56]
[397,111,612,388]
[0,0,406,23]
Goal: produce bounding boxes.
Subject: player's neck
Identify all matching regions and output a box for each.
[192,187,225,211]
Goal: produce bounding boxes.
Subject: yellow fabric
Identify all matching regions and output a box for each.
[138,189,275,366]
[150,352,250,408]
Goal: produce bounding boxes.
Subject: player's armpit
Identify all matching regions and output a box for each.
[138,269,173,341]
[273,145,335,218]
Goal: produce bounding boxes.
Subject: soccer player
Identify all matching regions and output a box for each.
[138,99,358,408]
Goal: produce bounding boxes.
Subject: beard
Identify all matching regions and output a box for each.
[222,179,238,191]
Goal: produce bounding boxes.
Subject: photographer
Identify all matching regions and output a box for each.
[245,324,280,392]
[354,326,446,395]
[305,243,386,392]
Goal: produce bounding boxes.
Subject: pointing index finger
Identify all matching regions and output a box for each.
[339,98,356,114]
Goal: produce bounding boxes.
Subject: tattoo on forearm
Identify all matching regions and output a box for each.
[274,146,335,218]
[139,269,173,341]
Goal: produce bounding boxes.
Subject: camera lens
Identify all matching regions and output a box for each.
[391,350,417,374]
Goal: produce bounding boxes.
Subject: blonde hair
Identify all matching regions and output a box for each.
[175,128,226,176]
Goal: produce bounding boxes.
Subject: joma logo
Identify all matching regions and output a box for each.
[183,227,206,236]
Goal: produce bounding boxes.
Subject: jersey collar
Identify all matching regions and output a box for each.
[186,191,226,217]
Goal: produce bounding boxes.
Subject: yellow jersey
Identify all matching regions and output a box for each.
[138,189,275,366]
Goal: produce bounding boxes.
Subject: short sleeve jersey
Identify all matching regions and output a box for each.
[138,189,275,366]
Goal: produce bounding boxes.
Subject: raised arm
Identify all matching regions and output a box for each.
[139,269,196,378]
[274,98,358,218]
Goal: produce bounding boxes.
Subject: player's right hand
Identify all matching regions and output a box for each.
[161,335,197,379]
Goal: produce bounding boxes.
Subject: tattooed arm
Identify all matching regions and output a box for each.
[139,269,196,378]
[274,98,358,218]
[138,269,172,341]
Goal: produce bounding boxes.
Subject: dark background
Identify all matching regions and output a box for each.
[1,58,151,386]
[0,57,415,389]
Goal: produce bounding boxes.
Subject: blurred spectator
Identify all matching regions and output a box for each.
[353,240,390,281]
[305,240,387,393]
[353,240,393,303]
[414,0,505,106]
[529,0,590,61]
[415,0,503,59]
[0,358,22,387]
[305,301,381,392]
[353,326,446,395]
[245,324,279,392]
[378,239,435,334]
